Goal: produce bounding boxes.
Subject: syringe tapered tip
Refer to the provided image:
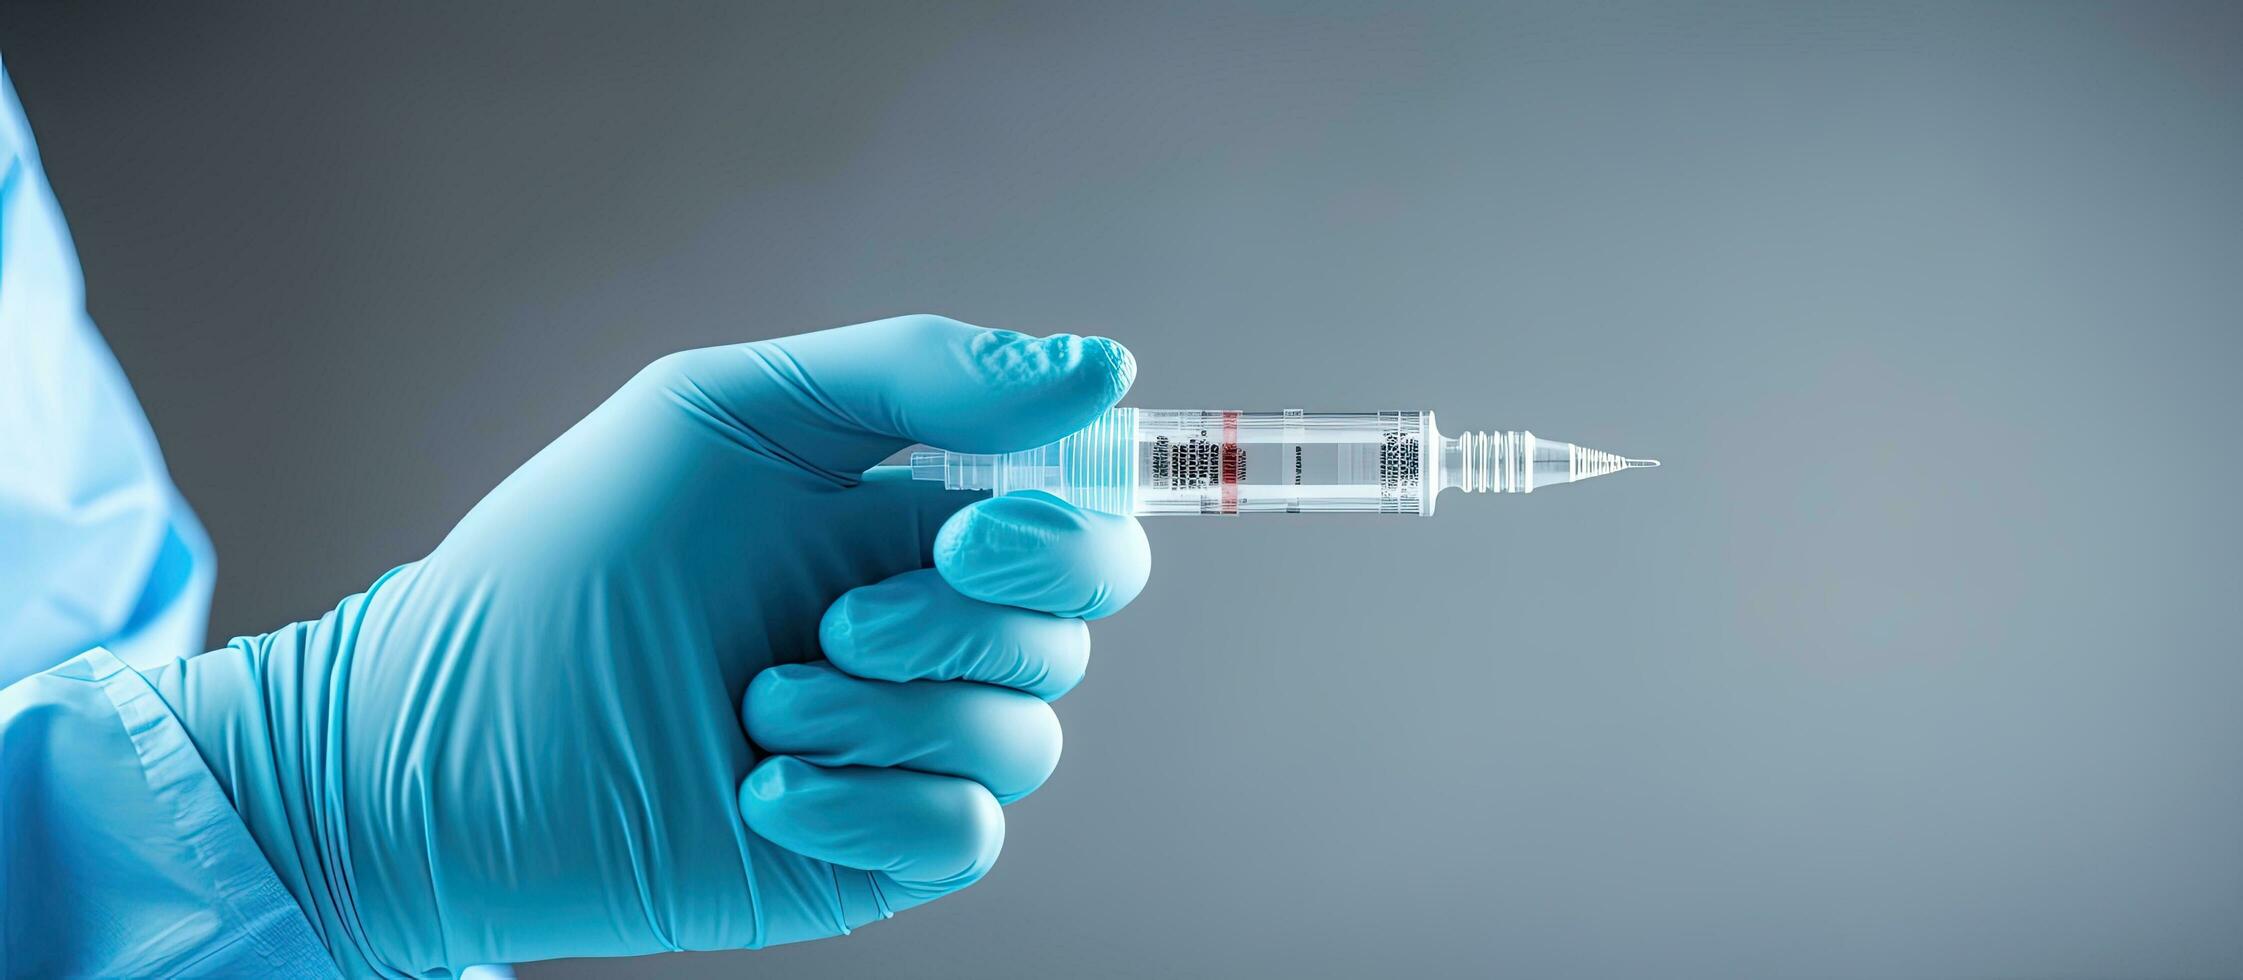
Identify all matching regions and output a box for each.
[1448,431,1660,492]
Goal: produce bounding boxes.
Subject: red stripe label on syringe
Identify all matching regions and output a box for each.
[1218,410,1241,514]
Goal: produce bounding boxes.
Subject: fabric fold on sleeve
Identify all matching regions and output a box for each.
[0,648,336,978]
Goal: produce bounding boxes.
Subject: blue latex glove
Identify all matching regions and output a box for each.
[149,315,1148,974]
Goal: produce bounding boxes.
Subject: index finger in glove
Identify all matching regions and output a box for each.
[933,491,1150,620]
[821,569,1089,701]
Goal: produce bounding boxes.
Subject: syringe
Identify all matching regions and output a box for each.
[910,408,1658,516]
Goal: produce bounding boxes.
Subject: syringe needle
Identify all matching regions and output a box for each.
[1623,458,1661,468]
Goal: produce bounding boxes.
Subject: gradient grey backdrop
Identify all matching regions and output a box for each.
[5,2,2239,977]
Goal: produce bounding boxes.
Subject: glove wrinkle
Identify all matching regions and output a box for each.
[131,317,1144,969]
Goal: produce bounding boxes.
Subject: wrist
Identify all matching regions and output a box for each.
[148,597,392,976]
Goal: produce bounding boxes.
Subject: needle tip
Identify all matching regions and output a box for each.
[1623,458,1661,468]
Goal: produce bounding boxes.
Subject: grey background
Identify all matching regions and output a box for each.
[5,2,2240,977]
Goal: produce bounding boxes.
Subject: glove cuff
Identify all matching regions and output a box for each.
[148,570,417,978]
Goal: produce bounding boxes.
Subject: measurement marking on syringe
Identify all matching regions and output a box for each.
[1284,407,1305,513]
[910,407,1659,515]
[1218,410,1240,514]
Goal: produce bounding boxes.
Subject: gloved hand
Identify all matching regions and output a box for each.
[148,315,1148,975]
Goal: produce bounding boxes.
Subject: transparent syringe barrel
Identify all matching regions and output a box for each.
[911,408,1655,516]
[912,408,1434,516]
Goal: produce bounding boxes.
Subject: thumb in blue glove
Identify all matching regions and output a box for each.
[150,315,1149,974]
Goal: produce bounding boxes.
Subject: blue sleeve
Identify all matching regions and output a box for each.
[0,55,213,688]
[0,55,335,976]
[0,650,336,977]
